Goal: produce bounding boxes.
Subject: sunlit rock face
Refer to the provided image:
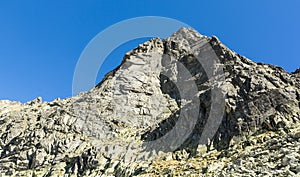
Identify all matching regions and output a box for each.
[0,28,299,176]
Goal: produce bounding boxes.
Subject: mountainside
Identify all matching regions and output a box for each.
[0,28,299,177]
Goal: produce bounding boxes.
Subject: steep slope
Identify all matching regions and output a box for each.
[0,28,299,176]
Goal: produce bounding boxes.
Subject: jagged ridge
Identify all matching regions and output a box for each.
[0,28,299,176]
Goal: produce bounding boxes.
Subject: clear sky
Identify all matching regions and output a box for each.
[0,1,299,103]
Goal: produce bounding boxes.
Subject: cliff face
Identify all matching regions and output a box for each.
[0,28,299,176]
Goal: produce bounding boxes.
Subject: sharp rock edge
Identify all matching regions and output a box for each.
[0,28,299,176]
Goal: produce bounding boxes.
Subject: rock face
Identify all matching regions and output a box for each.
[0,28,299,176]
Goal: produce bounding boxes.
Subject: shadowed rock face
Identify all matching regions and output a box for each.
[0,28,299,176]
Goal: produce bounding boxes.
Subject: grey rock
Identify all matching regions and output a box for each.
[0,28,299,176]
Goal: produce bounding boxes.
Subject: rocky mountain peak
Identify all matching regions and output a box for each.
[168,27,205,43]
[293,68,300,75]
[0,28,299,176]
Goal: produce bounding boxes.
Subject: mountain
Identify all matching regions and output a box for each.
[0,28,299,176]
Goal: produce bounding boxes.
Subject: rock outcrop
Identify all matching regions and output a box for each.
[0,28,299,176]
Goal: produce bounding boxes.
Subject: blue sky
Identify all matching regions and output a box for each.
[0,1,299,102]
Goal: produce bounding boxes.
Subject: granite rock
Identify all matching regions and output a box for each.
[0,28,299,176]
